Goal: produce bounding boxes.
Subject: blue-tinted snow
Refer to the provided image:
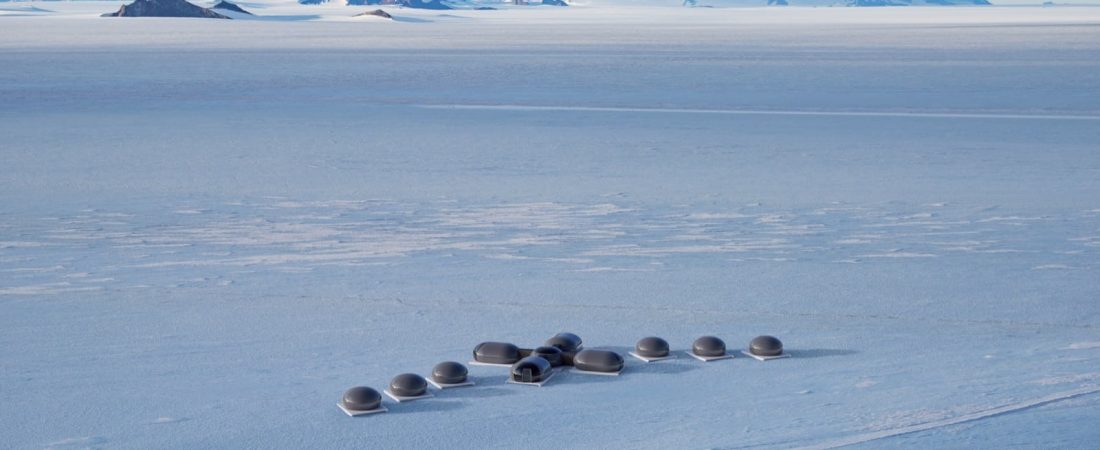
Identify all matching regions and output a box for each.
[1,5,1099,449]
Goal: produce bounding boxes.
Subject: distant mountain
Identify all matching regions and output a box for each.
[354,8,394,17]
[102,0,230,18]
[211,0,253,14]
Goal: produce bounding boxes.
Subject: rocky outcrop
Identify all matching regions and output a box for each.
[404,0,451,7]
[102,0,230,18]
[354,8,393,18]
[212,1,253,15]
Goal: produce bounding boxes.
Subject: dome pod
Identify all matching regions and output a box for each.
[573,349,624,373]
[431,361,468,384]
[635,336,670,358]
[473,341,521,364]
[341,386,382,411]
[749,335,784,357]
[693,336,726,357]
[544,332,583,353]
[389,373,428,397]
[532,346,564,366]
[511,356,553,383]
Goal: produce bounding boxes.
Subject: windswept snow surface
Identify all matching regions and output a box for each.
[2,4,1100,449]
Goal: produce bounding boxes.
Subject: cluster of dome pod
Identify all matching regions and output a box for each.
[473,332,625,384]
[342,333,787,416]
[630,335,784,359]
[340,361,470,415]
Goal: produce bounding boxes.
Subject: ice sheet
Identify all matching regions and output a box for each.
[1,4,1098,449]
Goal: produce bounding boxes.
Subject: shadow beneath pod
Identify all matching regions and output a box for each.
[624,357,702,375]
[384,398,467,415]
[434,384,517,399]
[788,348,859,359]
[551,368,625,386]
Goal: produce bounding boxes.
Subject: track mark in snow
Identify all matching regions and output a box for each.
[794,386,1100,450]
[0,283,104,296]
[1032,264,1075,270]
[8,199,1095,293]
[152,416,189,424]
[1067,342,1100,350]
[854,379,877,388]
[416,104,1100,122]
[44,436,107,449]
[856,252,938,258]
[1033,373,1100,386]
[570,266,654,273]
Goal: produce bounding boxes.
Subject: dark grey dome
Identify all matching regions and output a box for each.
[473,341,521,364]
[545,332,582,353]
[635,336,670,358]
[432,361,468,384]
[341,386,382,411]
[532,346,564,366]
[693,336,726,357]
[573,349,624,373]
[511,356,552,383]
[389,373,428,397]
[750,335,783,356]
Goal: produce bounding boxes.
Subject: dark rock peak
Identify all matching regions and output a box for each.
[354,8,393,18]
[212,1,253,15]
[102,0,230,18]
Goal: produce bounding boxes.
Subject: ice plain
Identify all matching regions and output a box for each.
[1,3,1100,449]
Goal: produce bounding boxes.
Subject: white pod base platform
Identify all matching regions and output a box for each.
[427,379,475,390]
[570,367,622,376]
[468,360,512,368]
[383,389,435,403]
[689,352,733,362]
[338,403,388,417]
[740,350,792,361]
